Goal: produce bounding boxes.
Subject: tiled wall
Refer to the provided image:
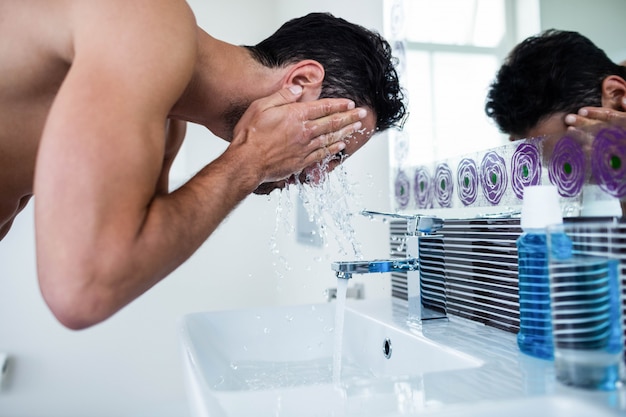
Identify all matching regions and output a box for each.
[390,217,626,334]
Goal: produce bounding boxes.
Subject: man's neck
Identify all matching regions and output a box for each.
[171,28,282,139]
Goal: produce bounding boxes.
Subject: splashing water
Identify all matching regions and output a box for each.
[267,134,373,388]
[293,152,365,259]
[269,127,378,264]
[269,190,295,277]
[332,277,349,385]
[289,150,368,386]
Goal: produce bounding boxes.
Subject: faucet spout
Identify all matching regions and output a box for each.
[331,258,418,280]
[331,210,446,324]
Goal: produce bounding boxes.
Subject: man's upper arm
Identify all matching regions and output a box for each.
[34,0,197,278]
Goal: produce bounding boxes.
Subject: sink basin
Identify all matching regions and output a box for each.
[180,301,483,417]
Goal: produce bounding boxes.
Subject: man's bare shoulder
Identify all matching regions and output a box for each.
[0,0,197,104]
[67,0,198,112]
[69,0,197,56]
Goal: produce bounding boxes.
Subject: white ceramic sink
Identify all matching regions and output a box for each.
[180,302,483,417]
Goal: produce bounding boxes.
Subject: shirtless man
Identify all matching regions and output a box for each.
[0,1,405,329]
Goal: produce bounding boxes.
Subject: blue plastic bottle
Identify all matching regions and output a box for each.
[517,185,570,360]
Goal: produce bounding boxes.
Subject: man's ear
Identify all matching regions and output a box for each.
[283,60,324,101]
[600,75,626,110]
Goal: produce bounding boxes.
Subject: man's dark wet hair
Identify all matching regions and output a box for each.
[246,12,406,132]
[485,29,626,138]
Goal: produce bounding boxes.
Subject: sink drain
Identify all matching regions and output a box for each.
[382,338,392,359]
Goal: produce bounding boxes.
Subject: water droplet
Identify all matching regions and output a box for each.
[269,159,364,261]
[230,362,239,370]
[264,327,271,334]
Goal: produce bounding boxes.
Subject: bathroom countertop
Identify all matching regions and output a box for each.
[347,298,626,416]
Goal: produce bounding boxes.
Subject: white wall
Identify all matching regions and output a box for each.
[539,0,626,62]
[0,1,391,416]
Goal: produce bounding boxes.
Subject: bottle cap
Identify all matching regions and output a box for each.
[520,185,563,230]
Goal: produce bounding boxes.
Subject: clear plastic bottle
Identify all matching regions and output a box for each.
[516,185,570,359]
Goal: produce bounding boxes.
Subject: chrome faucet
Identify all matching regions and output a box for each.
[331,210,446,324]
[359,210,443,236]
[331,258,419,280]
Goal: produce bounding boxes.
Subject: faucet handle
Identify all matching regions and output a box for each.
[360,210,417,221]
[417,216,443,234]
[360,210,419,234]
[360,210,443,235]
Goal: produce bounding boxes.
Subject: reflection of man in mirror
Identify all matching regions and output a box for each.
[484,29,626,216]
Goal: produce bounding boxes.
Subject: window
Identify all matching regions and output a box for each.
[386,0,517,168]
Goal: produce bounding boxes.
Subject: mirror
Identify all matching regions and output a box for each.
[384,0,626,218]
